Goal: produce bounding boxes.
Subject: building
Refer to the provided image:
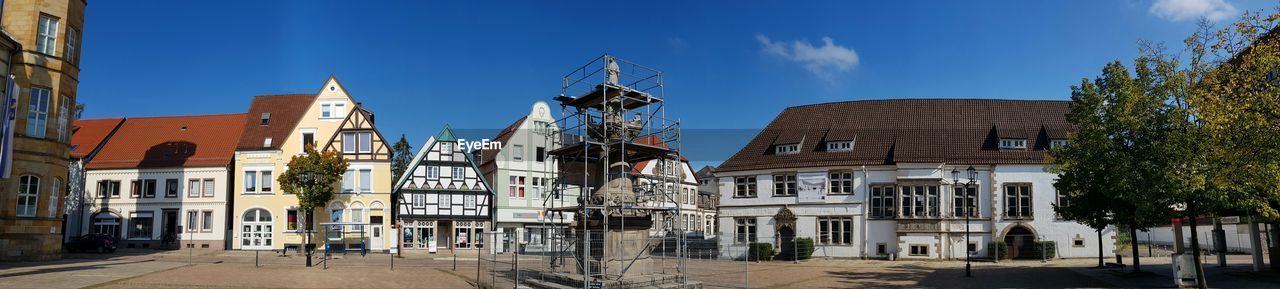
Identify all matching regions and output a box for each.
[395,126,493,252]
[63,117,123,241]
[0,0,87,261]
[476,101,576,254]
[694,166,718,235]
[230,77,394,253]
[714,99,1116,260]
[631,155,713,238]
[68,114,245,249]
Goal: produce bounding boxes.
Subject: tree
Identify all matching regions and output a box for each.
[277,144,349,267]
[1050,78,1118,268]
[391,134,414,181]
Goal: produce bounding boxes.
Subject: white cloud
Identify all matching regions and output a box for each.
[755,34,859,80]
[1150,0,1237,22]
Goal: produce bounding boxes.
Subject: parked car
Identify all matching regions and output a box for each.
[65,234,117,253]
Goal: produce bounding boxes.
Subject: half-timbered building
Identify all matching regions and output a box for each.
[395,126,493,252]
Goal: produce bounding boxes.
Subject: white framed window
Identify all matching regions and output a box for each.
[26,88,50,138]
[512,145,524,161]
[1004,183,1033,219]
[508,176,518,197]
[201,211,213,232]
[142,179,157,198]
[343,132,373,153]
[517,176,526,198]
[869,184,896,218]
[426,166,439,179]
[165,179,179,198]
[953,185,978,217]
[48,179,61,218]
[188,179,201,197]
[775,143,799,155]
[36,14,58,55]
[900,185,939,218]
[97,180,121,198]
[440,142,453,155]
[734,176,757,198]
[286,208,300,231]
[128,211,154,239]
[734,217,756,243]
[263,137,272,148]
[829,172,854,194]
[464,195,476,209]
[241,209,272,249]
[826,140,853,152]
[439,194,450,206]
[343,170,355,193]
[260,171,272,192]
[999,139,1026,149]
[202,178,215,197]
[320,102,345,119]
[1050,139,1068,149]
[57,95,70,143]
[343,132,356,153]
[772,173,796,196]
[412,194,425,208]
[64,27,78,64]
[909,244,928,256]
[17,176,40,217]
[358,169,371,193]
[186,210,198,232]
[358,132,372,153]
[451,167,465,179]
[531,178,542,200]
[299,128,316,152]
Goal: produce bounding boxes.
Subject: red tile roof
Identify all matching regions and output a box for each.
[70,118,125,159]
[716,99,1072,173]
[236,94,317,150]
[86,114,248,169]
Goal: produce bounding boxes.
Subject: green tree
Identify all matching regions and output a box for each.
[277,144,349,266]
[391,134,414,181]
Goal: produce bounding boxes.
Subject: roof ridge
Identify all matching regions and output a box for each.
[253,93,316,98]
[123,113,247,120]
[784,98,1070,110]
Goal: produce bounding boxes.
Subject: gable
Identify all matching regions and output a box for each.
[395,127,495,195]
[321,106,391,161]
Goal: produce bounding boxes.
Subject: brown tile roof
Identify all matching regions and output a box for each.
[716,99,1072,173]
[70,118,125,159]
[476,116,527,167]
[86,114,248,169]
[236,94,317,150]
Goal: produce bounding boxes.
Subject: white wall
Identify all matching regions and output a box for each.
[77,166,230,243]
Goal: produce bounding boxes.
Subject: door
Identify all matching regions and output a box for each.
[163,210,179,247]
[370,216,384,250]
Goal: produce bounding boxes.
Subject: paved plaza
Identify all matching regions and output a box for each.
[0,249,1277,288]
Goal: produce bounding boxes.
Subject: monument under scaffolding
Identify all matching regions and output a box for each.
[520,54,699,289]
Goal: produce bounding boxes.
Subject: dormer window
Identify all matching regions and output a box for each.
[776,143,800,155]
[263,137,273,148]
[1050,139,1068,149]
[826,140,853,152]
[259,113,270,125]
[999,139,1026,150]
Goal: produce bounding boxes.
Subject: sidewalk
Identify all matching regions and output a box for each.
[0,255,188,289]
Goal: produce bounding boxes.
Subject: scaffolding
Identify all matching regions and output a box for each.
[511,54,694,289]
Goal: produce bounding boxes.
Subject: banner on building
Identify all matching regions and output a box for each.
[0,74,18,179]
[797,171,827,203]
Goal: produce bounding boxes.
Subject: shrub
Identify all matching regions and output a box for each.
[987,241,1009,259]
[779,237,815,260]
[1027,240,1057,259]
[747,242,774,261]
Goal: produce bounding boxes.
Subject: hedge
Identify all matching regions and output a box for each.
[779,237,815,260]
[747,242,774,261]
[987,241,1009,259]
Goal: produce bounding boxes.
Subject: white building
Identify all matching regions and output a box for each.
[715,99,1116,260]
[395,126,493,252]
[476,101,578,254]
[69,114,246,250]
[632,157,715,238]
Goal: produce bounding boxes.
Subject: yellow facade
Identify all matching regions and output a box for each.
[231,77,393,252]
[0,0,87,261]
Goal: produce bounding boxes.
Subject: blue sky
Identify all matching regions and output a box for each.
[76,0,1270,166]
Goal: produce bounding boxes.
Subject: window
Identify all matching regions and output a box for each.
[241,209,272,249]
[426,166,439,179]
[201,211,213,231]
[412,194,424,208]
[165,179,179,198]
[48,179,61,218]
[869,185,896,218]
[259,113,271,125]
[130,180,141,198]
[817,216,853,245]
[350,207,364,223]
[1004,184,1033,219]
[953,185,978,217]
[531,178,542,200]
[829,172,854,194]
[508,176,518,197]
[244,171,257,193]
[518,177,526,198]
[188,179,202,197]
[967,242,978,254]
[464,195,476,209]
[97,180,121,198]
[734,218,757,243]
[64,27,79,64]
[92,213,121,238]
[142,179,157,198]
[876,243,888,255]
[263,137,272,147]
[301,131,315,150]
[129,211,154,239]
[734,176,757,197]
[260,171,272,192]
[512,145,524,161]
[202,179,215,197]
[439,194,450,206]
[17,176,40,217]
[358,132,372,153]
[186,211,197,232]
[451,167,464,179]
[26,88,50,138]
[909,244,928,256]
[440,142,453,155]
[1073,237,1086,247]
[1055,189,1070,220]
[773,173,797,196]
[343,132,356,153]
[287,208,310,231]
[343,170,355,193]
[999,139,1026,149]
[321,102,345,119]
[36,15,58,55]
[826,141,853,152]
[535,147,546,162]
[57,95,70,143]
[900,185,939,218]
[359,169,371,193]
[775,143,799,155]
[1050,139,1068,149]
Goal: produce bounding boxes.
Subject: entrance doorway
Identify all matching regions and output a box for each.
[778,226,796,260]
[162,210,178,248]
[1003,225,1036,259]
[370,216,384,250]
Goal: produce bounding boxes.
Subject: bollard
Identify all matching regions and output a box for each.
[255,250,260,267]
[453,253,457,271]
[390,248,394,271]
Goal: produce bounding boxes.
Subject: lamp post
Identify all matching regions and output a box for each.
[953,166,977,277]
[302,169,315,267]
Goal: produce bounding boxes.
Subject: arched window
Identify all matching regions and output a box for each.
[17,175,40,217]
[241,208,272,250]
[91,211,122,239]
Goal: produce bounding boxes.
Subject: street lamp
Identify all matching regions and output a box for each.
[952,166,977,277]
[301,169,315,268]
